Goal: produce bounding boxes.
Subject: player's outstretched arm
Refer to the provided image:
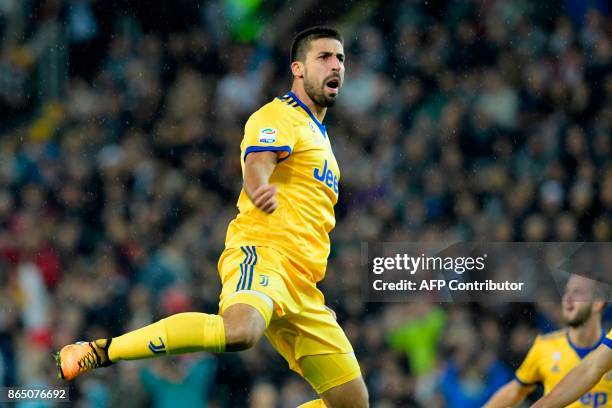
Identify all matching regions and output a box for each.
[244,151,278,213]
[530,343,612,408]
[483,379,535,408]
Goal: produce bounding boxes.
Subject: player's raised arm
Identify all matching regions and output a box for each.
[483,379,536,408]
[244,151,279,214]
[531,341,612,408]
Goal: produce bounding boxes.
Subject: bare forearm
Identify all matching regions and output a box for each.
[243,151,278,213]
[484,381,533,408]
[243,152,276,197]
[484,389,523,408]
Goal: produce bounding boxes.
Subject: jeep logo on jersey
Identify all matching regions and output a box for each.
[579,392,608,408]
[259,128,277,143]
[314,160,339,194]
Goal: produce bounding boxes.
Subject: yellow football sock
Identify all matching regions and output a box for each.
[297,399,326,408]
[105,312,225,362]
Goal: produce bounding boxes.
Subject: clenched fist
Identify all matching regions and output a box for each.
[251,184,278,213]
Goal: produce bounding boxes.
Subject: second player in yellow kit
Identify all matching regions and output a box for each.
[531,329,612,408]
[516,330,611,407]
[484,275,609,408]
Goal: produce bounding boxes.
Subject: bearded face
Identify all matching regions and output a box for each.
[297,37,344,109]
[303,67,341,108]
[563,301,593,327]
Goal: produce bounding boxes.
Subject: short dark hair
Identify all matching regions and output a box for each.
[290,26,343,63]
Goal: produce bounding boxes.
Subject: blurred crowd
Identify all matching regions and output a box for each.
[0,0,611,407]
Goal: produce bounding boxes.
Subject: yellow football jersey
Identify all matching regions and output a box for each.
[225,92,340,283]
[516,329,612,407]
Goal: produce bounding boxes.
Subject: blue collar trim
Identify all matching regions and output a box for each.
[286,91,327,138]
[566,329,606,359]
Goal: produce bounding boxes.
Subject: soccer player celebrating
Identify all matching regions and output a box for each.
[56,26,369,408]
[484,275,611,408]
[531,329,612,408]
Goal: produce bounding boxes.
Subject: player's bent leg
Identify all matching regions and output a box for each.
[56,311,226,380]
[56,291,274,380]
[220,289,274,351]
[298,353,368,408]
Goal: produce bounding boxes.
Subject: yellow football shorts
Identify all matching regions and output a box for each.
[217,245,361,394]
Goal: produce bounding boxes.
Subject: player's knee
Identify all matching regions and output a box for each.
[224,323,261,350]
[222,304,266,351]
